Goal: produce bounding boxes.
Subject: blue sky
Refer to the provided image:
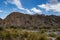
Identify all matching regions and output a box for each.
[0,0,60,19]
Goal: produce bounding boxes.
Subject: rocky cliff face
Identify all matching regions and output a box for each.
[0,12,60,29]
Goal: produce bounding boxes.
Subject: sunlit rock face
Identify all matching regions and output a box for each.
[3,12,25,27]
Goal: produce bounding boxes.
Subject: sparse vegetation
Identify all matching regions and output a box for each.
[0,27,49,40]
[48,33,57,37]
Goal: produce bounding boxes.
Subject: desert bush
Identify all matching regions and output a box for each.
[7,26,17,29]
[56,36,60,40]
[39,29,46,34]
[48,33,57,37]
[0,28,48,40]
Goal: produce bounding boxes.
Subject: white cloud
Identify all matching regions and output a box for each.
[5,0,42,14]
[25,9,32,14]
[38,4,50,11]
[5,0,33,14]
[38,3,60,12]
[31,8,42,13]
[6,0,24,10]
[38,0,60,12]
[0,10,4,12]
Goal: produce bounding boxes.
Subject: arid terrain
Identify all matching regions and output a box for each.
[0,12,60,40]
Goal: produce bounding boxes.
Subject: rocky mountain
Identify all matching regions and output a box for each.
[0,12,60,29]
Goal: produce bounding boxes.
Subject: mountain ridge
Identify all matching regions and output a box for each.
[0,12,60,29]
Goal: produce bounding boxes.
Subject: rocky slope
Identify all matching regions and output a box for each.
[0,18,3,27]
[0,12,60,29]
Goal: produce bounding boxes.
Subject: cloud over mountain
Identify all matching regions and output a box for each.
[4,0,42,14]
[31,7,42,13]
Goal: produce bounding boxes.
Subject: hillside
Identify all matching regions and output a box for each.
[0,12,60,29]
